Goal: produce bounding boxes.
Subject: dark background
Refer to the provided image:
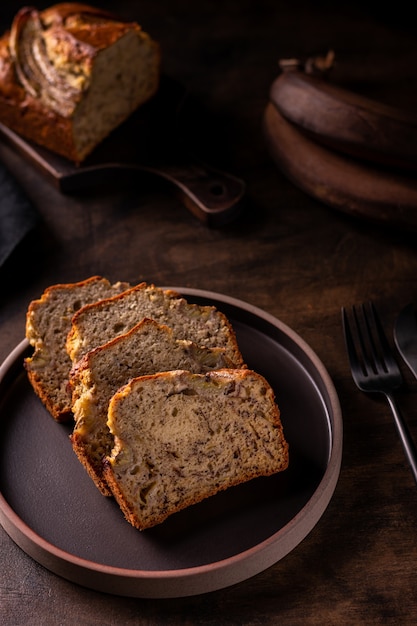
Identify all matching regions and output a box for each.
[1,1,417,624]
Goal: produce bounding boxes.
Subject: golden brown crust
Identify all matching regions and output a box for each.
[38,4,142,57]
[26,368,72,422]
[41,3,118,26]
[102,459,144,525]
[71,430,112,494]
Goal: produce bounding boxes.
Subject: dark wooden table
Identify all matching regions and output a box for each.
[2,1,417,623]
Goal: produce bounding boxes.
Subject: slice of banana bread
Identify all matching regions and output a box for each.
[66,282,245,368]
[103,369,289,530]
[25,275,129,422]
[69,318,235,495]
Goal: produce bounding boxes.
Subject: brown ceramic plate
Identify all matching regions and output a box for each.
[0,288,342,598]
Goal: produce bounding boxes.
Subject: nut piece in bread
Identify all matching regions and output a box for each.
[69,318,235,495]
[24,275,129,421]
[0,3,160,162]
[104,369,289,530]
[66,282,246,368]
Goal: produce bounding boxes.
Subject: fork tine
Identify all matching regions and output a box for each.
[342,302,400,379]
[341,306,363,375]
[363,301,400,374]
[358,302,385,375]
[355,303,378,374]
[342,304,376,378]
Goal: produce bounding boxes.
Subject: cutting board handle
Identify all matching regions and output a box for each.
[144,162,246,226]
[0,122,245,227]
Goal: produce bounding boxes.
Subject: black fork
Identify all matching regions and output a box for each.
[342,301,417,484]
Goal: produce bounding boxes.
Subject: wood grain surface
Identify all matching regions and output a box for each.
[1,1,417,624]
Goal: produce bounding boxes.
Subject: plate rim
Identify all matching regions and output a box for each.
[0,287,343,598]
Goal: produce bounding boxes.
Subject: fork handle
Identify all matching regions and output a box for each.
[386,392,417,484]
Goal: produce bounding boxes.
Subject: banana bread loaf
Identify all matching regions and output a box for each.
[25,275,129,421]
[66,282,245,368]
[69,318,235,495]
[104,369,289,530]
[0,3,160,162]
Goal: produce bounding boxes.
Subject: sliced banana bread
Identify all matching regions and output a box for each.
[104,369,289,530]
[69,318,234,495]
[25,276,129,422]
[66,282,245,368]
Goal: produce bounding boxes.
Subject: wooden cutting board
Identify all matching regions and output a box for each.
[0,77,246,227]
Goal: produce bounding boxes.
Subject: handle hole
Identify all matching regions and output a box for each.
[209,183,226,197]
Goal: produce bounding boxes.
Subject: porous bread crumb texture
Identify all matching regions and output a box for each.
[104,369,289,530]
[24,276,129,421]
[66,283,245,368]
[72,29,160,159]
[69,318,235,495]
